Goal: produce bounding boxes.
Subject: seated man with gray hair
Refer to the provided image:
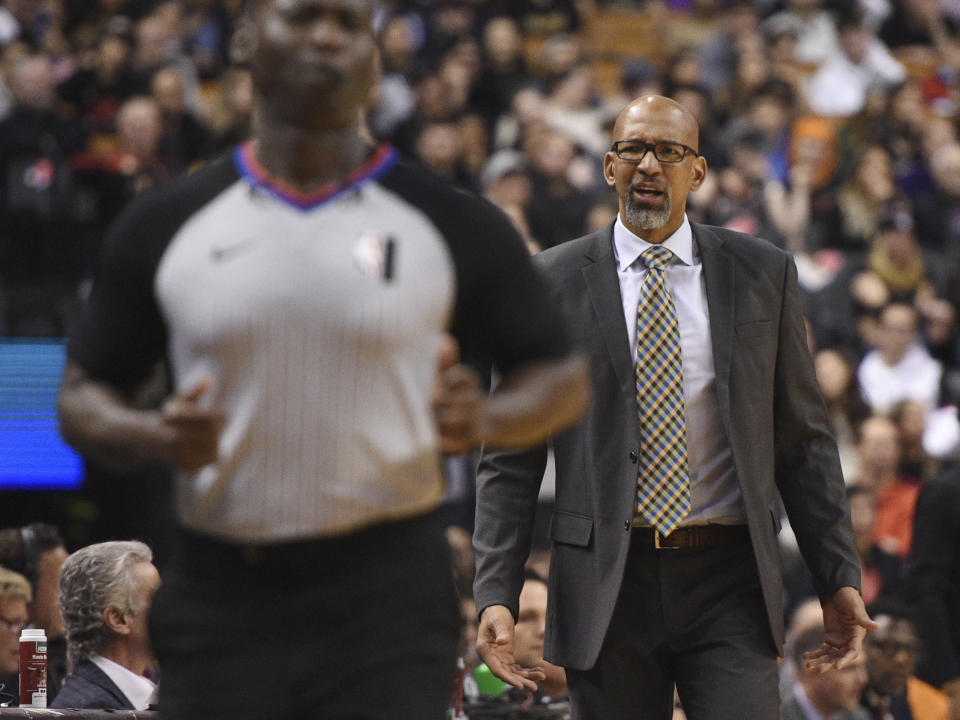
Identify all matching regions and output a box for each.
[50,541,160,710]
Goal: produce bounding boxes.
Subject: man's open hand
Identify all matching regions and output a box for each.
[804,586,879,672]
[158,377,225,470]
[477,604,546,691]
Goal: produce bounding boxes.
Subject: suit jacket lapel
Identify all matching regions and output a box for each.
[694,223,734,435]
[79,660,135,710]
[580,228,635,405]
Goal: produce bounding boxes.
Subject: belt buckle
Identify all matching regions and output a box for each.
[654,530,677,550]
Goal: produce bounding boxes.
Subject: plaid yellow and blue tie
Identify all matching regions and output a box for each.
[635,245,691,537]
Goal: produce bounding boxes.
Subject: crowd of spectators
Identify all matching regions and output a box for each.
[3,0,960,717]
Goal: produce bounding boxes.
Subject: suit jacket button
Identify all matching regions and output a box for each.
[629,450,638,463]
[624,521,630,531]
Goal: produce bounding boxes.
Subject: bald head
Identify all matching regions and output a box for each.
[611,95,699,151]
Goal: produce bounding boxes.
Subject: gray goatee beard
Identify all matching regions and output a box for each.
[624,185,672,229]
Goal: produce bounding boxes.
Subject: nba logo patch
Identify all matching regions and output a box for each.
[353,231,396,280]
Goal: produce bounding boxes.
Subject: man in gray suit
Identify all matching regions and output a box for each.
[473,95,876,719]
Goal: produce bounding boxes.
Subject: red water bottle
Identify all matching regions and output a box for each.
[18,628,47,708]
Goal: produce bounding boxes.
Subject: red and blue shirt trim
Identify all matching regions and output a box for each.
[233,141,398,211]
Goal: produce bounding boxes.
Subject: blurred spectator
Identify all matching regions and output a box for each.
[478,148,540,252]
[764,0,839,65]
[470,16,528,129]
[151,66,212,171]
[853,414,919,560]
[52,541,160,710]
[480,148,532,207]
[207,66,251,151]
[56,16,139,135]
[831,146,898,251]
[510,0,581,36]
[541,62,610,156]
[414,119,474,189]
[858,303,943,414]
[814,347,871,481]
[879,0,960,52]
[130,10,200,111]
[806,12,906,118]
[523,126,590,248]
[781,599,827,697]
[905,467,960,713]
[916,142,960,260]
[868,80,934,200]
[619,58,663,102]
[421,0,477,60]
[847,484,904,605]
[698,1,762,93]
[584,195,618,233]
[783,115,841,249]
[0,51,87,336]
[861,599,949,720]
[0,567,30,707]
[782,623,870,719]
[705,126,781,240]
[763,15,809,94]
[0,524,68,701]
[863,210,938,305]
[71,95,172,232]
[890,399,939,481]
[728,36,775,120]
[491,84,546,152]
[378,13,421,77]
[179,0,231,80]
[531,31,582,86]
[722,79,797,181]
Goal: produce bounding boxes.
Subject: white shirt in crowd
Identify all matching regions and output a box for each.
[857,343,943,414]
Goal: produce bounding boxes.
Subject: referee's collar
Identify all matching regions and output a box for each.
[234,141,398,211]
[613,214,696,271]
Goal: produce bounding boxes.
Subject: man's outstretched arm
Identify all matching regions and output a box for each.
[58,360,225,472]
[432,335,589,454]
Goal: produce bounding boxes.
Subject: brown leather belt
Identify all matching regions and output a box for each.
[630,523,750,550]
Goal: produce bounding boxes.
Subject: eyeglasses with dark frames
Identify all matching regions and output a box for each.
[610,140,699,164]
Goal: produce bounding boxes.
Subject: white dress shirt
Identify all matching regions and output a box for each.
[613,215,745,525]
[90,654,157,711]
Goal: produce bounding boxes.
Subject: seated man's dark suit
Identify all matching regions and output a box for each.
[50,660,134,710]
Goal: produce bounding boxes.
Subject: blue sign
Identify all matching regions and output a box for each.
[0,340,83,490]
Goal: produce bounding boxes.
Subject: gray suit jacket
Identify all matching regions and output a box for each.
[473,222,861,671]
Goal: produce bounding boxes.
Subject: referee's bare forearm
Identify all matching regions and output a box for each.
[481,352,590,450]
[58,360,169,472]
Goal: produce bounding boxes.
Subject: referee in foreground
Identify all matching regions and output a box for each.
[57,1,589,718]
